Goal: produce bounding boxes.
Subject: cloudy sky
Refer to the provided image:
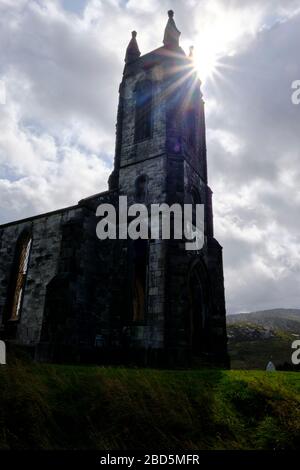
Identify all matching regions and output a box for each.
[0,0,299,314]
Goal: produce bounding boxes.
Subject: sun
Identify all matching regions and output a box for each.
[183,34,224,84]
[186,5,244,83]
[192,47,220,82]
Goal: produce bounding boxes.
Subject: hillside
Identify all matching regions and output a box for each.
[0,363,300,450]
[227,309,300,369]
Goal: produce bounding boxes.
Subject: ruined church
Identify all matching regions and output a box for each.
[0,11,228,366]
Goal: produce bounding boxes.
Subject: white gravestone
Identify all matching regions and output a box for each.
[266,361,276,371]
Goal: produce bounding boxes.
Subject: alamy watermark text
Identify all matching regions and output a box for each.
[96,197,204,251]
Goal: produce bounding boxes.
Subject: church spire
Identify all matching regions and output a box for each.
[163,10,181,49]
[125,31,141,64]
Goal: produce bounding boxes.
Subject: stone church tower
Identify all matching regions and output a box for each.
[0,11,228,367]
[108,10,228,366]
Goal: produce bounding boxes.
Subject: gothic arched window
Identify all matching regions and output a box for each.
[134,80,153,143]
[9,231,32,321]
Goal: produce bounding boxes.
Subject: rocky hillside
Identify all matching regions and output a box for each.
[227,309,300,369]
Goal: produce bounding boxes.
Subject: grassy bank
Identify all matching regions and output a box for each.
[0,363,299,450]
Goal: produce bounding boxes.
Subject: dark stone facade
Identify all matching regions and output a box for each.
[0,13,229,367]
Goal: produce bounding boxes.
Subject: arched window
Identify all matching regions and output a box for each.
[9,231,32,321]
[134,80,153,143]
[134,174,148,203]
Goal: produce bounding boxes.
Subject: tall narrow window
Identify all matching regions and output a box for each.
[134,80,153,143]
[9,232,32,321]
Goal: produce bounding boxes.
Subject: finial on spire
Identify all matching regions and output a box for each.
[125,30,141,64]
[163,10,181,49]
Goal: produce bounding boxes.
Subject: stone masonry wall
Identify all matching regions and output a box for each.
[0,206,82,346]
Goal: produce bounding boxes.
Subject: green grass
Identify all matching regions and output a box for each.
[0,363,300,450]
